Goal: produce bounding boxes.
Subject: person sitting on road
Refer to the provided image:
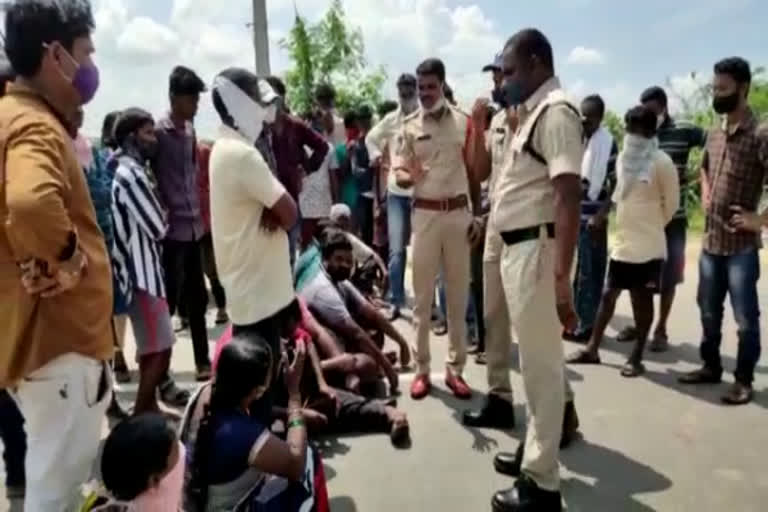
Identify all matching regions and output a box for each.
[89,413,185,511]
[186,336,329,512]
[300,229,411,396]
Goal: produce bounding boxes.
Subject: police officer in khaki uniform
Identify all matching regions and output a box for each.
[486,30,583,512]
[462,78,517,427]
[391,58,481,401]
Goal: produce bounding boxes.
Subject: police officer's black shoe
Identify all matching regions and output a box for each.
[494,443,523,477]
[463,394,515,429]
[492,475,562,512]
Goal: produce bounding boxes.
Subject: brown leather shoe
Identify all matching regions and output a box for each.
[721,381,753,405]
[560,401,580,448]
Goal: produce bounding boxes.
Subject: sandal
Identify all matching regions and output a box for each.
[620,361,645,378]
[390,417,411,448]
[159,379,191,408]
[431,322,448,336]
[649,333,669,353]
[196,364,213,382]
[616,326,637,342]
[566,350,601,365]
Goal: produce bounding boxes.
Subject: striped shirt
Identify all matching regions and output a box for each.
[656,117,707,220]
[111,152,169,300]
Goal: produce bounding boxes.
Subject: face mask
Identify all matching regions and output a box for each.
[422,95,446,115]
[656,113,666,129]
[214,76,268,144]
[400,97,418,115]
[492,88,508,109]
[501,80,526,108]
[139,139,159,161]
[264,104,277,124]
[49,43,100,105]
[328,266,352,282]
[132,442,185,512]
[713,93,740,114]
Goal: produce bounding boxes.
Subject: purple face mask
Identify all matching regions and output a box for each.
[49,43,100,105]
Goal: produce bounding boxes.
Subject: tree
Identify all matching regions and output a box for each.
[603,110,625,149]
[280,0,387,116]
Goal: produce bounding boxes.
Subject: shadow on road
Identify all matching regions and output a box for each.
[562,439,672,512]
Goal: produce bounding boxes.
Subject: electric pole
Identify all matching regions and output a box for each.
[251,0,271,75]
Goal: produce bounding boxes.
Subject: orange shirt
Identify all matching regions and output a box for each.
[0,83,113,386]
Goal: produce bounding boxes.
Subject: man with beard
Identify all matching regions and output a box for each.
[366,73,420,320]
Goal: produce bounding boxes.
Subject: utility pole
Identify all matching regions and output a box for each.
[251,0,271,75]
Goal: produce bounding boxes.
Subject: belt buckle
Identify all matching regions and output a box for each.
[440,198,451,211]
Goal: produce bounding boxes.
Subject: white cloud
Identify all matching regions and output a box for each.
[567,46,604,65]
[116,17,179,57]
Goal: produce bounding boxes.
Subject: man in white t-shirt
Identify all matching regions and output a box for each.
[209,68,298,354]
[366,73,419,320]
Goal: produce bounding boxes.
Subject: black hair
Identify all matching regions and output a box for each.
[212,67,261,130]
[321,228,353,260]
[443,83,455,104]
[190,337,273,509]
[396,73,417,88]
[4,0,94,78]
[101,414,176,501]
[100,110,121,149]
[378,100,398,118]
[169,65,206,96]
[416,58,446,83]
[343,110,358,129]
[113,108,154,148]
[504,28,554,70]
[581,94,606,118]
[357,104,373,121]
[315,82,336,104]
[265,75,286,98]
[624,105,657,137]
[639,86,668,108]
[714,57,752,86]
[0,58,15,98]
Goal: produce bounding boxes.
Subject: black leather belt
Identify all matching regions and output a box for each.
[500,223,555,246]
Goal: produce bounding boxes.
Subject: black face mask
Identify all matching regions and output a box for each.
[328,266,352,282]
[712,92,740,114]
[492,88,508,109]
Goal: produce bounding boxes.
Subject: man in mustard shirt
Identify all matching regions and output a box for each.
[0,1,113,509]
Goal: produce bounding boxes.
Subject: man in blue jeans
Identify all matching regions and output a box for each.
[679,57,768,405]
[366,74,419,320]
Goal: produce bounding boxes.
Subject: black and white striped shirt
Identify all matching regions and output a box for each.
[111,153,168,300]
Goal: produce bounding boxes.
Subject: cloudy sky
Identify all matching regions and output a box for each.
[83,0,767,137]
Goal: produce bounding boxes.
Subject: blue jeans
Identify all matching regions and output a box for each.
[0,389,26,488]
[573,221,607,333]
[387,194,412,308]
[698,248,761,385]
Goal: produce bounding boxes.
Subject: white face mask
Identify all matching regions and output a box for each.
[214,76,268,144]
[264,103,277,125]
[656,113,665,129]
[422,95,446,115]
[400,97,418,115]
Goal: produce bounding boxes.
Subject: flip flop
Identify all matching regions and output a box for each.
[566,350,601,365]
[159,380,191,408]
[620,361,645,378]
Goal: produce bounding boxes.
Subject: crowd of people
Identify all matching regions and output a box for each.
[0,0,767,511]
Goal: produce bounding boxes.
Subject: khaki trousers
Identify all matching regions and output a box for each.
[411,208,471,376]
[500,229,564,491]
[483,230,514,403]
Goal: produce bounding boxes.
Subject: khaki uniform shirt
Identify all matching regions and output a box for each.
[392,105,471,200]
[0,83,114,386]
[366,107,412,197]
[484,110,512,261]
[492,77,584,232]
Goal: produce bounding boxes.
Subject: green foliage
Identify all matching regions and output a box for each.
[279,0,386,117]
[603,110,625,149]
